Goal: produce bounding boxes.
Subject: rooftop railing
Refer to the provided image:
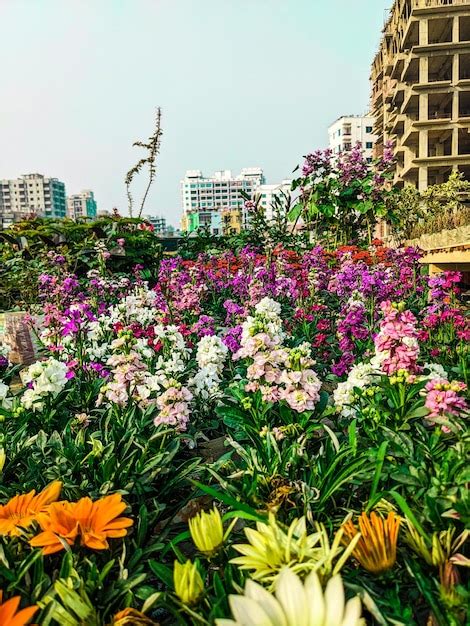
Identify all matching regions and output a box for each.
[413,0,470,7]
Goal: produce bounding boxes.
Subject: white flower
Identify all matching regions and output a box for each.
[402,336,419,348]
[21,358,68,412]
[421,362,448,382]
[217,568,364,626]
[21,388,44,411]
[196,335,228,372]
[255,297,281,318]
[370,348,389,372]
[333,361,377,418]
[0,382,12,410]
[190,365,222,399]
[333,381,356,417]
[347,362,375,388]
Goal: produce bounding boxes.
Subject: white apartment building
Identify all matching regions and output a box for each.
[0,173,67,219]
[257,180,292,221]
[67,190,97,219]
[328,115,377,162]
[181,168,265,234]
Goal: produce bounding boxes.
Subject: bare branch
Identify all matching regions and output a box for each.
[125,107,163,218]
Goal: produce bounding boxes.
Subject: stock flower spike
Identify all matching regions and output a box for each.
[342,512,401,575]
[0,481,62,537]
[30,493,133,554]
[0,591,38,626]
[189,506,224,556]
[216,568,365,626]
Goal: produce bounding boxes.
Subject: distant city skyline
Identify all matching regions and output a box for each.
[0,0,390,226]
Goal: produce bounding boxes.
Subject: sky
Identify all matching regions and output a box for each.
[1,0,391,226]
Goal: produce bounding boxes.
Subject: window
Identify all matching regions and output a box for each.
[366,157,372,163]
[337,129,341,137]
[366,142,373,149]
[366,126,373,133]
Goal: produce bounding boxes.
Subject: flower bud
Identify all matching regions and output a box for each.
[173,560,204,606]
[189,507,224,556]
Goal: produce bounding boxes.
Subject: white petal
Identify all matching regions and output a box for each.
[245,580,287,626]
[304,571,325,626]
[275,569,309,626]
[341,597,363,626]
[230,595,275,626]
[324,575,345,626]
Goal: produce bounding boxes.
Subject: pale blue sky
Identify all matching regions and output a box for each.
[1,0,390,225]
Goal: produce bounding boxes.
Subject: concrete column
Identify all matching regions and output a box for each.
[452,127,459,156]
[419,128,428,159]
[418,166,428,191]
[452,90,459,120]
[453,53,459,84]
[419,17,428,46]
[419,92,428,121]
[419,56,428,83]
[453,16,460,43]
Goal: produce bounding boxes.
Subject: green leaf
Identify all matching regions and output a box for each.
[388,490,429,543]
[287,203,303,222]
[368,441,388,507]
[348,421,357,456]
[7,548,43,592]
[149,561,174,589]
[191,481,267,522]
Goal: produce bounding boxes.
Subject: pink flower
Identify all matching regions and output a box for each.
[424,378,468,419]
[375,302,420,375]
[154,383,193,431]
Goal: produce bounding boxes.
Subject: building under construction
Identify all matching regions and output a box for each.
[371,0,470,190]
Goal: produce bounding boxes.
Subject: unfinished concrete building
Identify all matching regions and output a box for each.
[371,0,470,190]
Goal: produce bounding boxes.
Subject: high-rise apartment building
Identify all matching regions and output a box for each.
[67,190,97,219]
[180,168,265,235]
[371,0,470,190]
[257,180,293,221]
[328,115,377,161]
[0,173,67,219]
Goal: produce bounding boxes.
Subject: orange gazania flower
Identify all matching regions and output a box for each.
[0,590,38,626]
[30,493,133,555]
[342,511,401,575]
[110,607,158,625]
[0,481,62,537]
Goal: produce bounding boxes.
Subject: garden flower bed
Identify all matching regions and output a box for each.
[0,241,468,625]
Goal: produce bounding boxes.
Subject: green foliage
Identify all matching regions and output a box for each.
[0,216,162,310]
[389,172,470,242]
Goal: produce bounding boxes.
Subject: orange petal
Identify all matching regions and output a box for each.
[8,604,38,626]
[0,596,21,622]
[33,481,63,511]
